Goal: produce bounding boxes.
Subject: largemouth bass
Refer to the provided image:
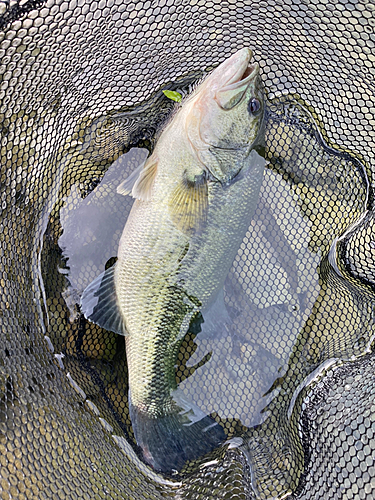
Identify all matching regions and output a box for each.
[81,48,266,472]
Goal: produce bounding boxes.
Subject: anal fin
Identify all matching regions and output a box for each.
[80,264,127,336]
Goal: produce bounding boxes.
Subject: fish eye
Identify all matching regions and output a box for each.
[248,98,261,115]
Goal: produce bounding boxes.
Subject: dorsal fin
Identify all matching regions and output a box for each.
[117,153,158,201]
[168,170,208,235]
[117,162,145,196]
[80,265,127,336]
[186,104,206,155]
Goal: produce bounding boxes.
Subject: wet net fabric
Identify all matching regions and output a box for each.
[0,1,375,499]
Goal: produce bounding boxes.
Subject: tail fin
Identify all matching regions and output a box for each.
[129,390,226,473]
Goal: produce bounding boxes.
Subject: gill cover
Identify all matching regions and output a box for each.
[185,48,264,183]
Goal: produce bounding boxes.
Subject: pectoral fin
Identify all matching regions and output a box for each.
[80,265,127,336]
[117,153,158,201]
[169,170,208,234]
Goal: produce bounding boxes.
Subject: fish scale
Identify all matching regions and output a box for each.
[81,47,266,473]
[119,154,265,410]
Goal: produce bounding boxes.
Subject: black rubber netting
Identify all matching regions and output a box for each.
[0,1,374,499]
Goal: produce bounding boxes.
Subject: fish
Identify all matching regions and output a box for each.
[81,47,266,473]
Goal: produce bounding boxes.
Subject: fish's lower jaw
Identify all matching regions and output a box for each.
[129,400,226,474]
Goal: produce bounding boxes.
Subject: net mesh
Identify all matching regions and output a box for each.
[0,0,374,498]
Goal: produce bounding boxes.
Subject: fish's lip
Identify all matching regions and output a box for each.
[221,62,259,92]
[222,48,253,86]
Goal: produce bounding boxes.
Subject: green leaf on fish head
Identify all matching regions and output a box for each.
[162,90,182,102]
[168,169,208,235]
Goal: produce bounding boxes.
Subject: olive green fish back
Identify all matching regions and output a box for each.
[0,1,375,499]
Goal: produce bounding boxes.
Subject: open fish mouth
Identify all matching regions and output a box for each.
[222,62,260,92]
[214,50,261,111]
[218,48,260,92]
